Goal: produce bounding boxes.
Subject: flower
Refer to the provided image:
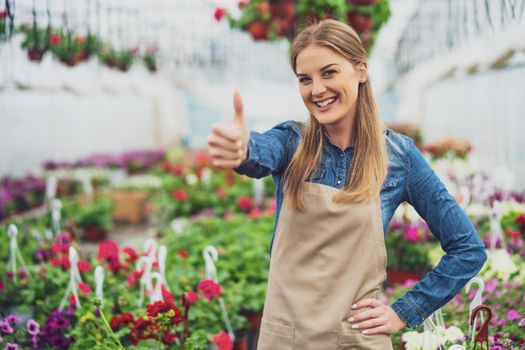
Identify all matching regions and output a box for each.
[75,36,86,45]
[198,279,222,301]
[214,8,228,22]
[516,213,525,229]
[0,320,14,334]
[211,331,233,350]
[216,187,226,198]
[507,310,520,321]
[519,318,525,328]
[123,246,138,262]
[77,260,91,272]
[403,226,421,242]
[162,333,178,345]
[26,319,40,336]
[18,268,27,279]
[237,196,253,213]
[110,313,134,330]
[4,343,18,350]
[5,315,21,325]
[78,282,92,295]
[182,291,200,305]
[171,189,188,201]
[49,34,61,46]
[238,0,249,8]
[98,240,120,263]
[178,249,189,258]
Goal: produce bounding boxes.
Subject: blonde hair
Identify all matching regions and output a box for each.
[283,19,387,210]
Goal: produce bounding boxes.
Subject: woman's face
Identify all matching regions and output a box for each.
[295,44,366,127]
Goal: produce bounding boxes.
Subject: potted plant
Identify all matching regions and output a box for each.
[73,198,114,241]
[220,0,273,41]
[346,0,391,50]
[99,44,136,72]
[0,9,7,41]
[19,23,50,62]
[296,0,347,27]
[143,44,158,73]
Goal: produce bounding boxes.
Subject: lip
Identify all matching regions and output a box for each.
[313,96,338,112]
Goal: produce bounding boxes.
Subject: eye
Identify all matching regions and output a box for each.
[298,76,311,84]
[322,69,336,77]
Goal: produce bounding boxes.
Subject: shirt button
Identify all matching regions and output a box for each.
[337,180,341,184]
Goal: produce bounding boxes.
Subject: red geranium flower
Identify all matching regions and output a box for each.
[161,284,175,305]
[214,8,227,21]
[211,331,233,350]
[237,196,253,213]
[516,214,525,229]
[75,36,86,45]
[77,260,91,273]
[0,10,7,18]
[162,333,178,345]
[171,165,185,176]
[198,279,222,301]
[98,240,120,263]
[49,34,61,46]
[504,229,521,239]
[178,248,189,258]
[171,189,188,201]
[249,208,263,219]
[182,291,200,305]
[216,187,226,199]
[123,246,138,262]
[257,2,269,15]
[79,282,92,295]
[238,0,249,8]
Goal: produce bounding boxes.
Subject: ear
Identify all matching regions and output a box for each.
[356,62,368,83]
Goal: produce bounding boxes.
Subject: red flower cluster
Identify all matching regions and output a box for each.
[172,189,189,202]
[127,269,144,286]
[49,233,91,271]
[504,229,521,239]
[211,331,233,350]
[146,301,182,323]
[214,7,228,21]
[110,312,134,331]
[182,291,200,306]
[97,240,138,273]
[516,214,525,230]
[49,34,61,46]
[237,196,253,213]
[198,279,222,301]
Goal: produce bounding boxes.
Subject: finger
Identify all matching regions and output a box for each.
[233,90,244,124]
[351,316,386,331]
[360,325,390,336]
[208,133,242,152]
[349,308,383,323]
[352,298,381,309]
[212,123,243,143]
[212,158,243,169]
[209,147,243,160]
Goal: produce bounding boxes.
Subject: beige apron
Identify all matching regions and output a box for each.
[257,182,393,350]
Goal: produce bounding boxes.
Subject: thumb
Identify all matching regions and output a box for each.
[233,90,244,124]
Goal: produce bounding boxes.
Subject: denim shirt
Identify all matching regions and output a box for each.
[234,120,487,329]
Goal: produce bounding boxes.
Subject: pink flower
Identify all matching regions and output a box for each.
[79,282,92,295]
[403,227,420,242]
[18,268,27,279]
[214,8,228,22]
[519,318,525,328]
[211,331,233,350]
[26,319,40,335]
[198,279,222,301]
[77,260,91,273]
[171,189,188,201]
[49,34,61,46]
[98,240,120,263]
[238,0,249,8]
[508,310,520,321]
[485,279,498,293]
[182,291,200,305]
[123,246,138,262]
[237,196,253,213]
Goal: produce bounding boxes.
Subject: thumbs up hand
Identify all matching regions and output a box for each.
[207,91,250,169]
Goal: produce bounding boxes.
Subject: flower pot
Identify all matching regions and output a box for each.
[240,310,262,330]
[269,0,295,20]
[59,56,78,67]
[387,269,425,286]
[110,190,149,224]
[27,48,45,62]
[348,0,378,5]
[233,331,249,350]
[347,11,373,32]
[247,21,270,40]
[83,225,107,241]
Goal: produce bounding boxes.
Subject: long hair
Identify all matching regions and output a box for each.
[283,19,387,210]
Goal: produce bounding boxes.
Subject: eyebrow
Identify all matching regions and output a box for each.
[296,63,339,77]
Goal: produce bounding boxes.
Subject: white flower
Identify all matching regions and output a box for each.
[171,218,189,235]
[486,249,518,281]
[185,174,199,186]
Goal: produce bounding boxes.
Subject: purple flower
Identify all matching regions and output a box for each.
[26,319,40,336]
[0,320,14,334]
[519,318,525,328]
[4,343,18,350]
[508,310,520,321]
[489,346,503,350]
[5,315,21,325]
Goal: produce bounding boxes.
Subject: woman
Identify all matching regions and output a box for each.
[207,20,487,349]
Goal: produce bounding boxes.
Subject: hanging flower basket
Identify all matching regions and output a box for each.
[347,0,378,5]
[248,21,270,40]
[347,11,372,31]
[27,48,46,62]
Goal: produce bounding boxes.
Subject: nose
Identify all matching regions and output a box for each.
[311,78,327,97]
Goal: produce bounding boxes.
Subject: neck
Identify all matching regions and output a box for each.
[323,114,355,150]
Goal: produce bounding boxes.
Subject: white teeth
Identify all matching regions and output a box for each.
[315,97,336,108]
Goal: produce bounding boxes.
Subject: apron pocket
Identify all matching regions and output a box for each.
[337,332,393,350]
[258,318,295,350]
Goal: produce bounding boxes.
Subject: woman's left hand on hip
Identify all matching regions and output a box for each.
[347,298,407,335]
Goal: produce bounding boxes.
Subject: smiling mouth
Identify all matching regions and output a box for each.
[314,97,337,108]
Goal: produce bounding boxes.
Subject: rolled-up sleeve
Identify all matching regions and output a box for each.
[234,121,299,179]
[390,139,488,329]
